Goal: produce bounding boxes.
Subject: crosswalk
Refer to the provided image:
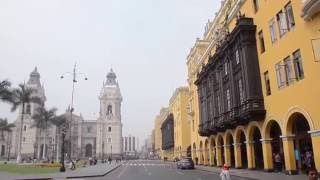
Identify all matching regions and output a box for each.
[122,163,171,167]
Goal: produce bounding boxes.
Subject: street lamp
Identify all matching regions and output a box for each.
[60,124,67,172]
[60,63,87,160]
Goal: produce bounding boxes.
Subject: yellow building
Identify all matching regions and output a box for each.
[169,87,191,159]
[154,107,169,159]
[187,0,320,175]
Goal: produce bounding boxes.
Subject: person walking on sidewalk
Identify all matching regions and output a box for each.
[275,152,282,172]
[220,164,231,180]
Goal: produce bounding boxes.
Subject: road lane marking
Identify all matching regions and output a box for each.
[176,171,184,175]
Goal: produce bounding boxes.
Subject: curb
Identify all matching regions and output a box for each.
[196,166,258,180]
[66,163,123,179]
[15,163,123,180]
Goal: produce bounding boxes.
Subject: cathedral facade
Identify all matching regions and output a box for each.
[1,68,123,160]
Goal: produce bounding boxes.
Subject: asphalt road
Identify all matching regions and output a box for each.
[85,160,250,180]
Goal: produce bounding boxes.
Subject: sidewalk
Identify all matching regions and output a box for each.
[1,161,123,180]
[196,165,306,180]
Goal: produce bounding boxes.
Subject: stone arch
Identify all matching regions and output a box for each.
[247,123,264,169]
[234,126,247,168]
[247,122,262,141]
[283,107,314,135]
[216,134,225,166]
[262,118,284,171]
[204,139,209,165]
[224,130,234,145]
[209,136,216,166]
[192,142,197,163]
[283,110,315,173]
[224,131,235,167]
[234,126,247,143]
[199,140,204,165]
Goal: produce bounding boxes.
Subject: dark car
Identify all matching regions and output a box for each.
[176,158,194,169]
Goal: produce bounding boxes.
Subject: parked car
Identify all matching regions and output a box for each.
[176,157,194,169]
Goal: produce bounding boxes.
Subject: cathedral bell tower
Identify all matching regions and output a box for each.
[96,69,123,158]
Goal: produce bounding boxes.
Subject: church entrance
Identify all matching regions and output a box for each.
[85,144,93,157]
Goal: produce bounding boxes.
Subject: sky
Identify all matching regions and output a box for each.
[0,0,220,145]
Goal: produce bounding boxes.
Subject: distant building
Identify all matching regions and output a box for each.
[122,135,138,159]
[6,68,123,161]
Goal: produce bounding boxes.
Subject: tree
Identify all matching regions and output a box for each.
[9,84,42,163]
[32,105,57,160]
[0,118,15,160]
[0,118,15,141]
[51,115,67,162]
[0,80,12,103]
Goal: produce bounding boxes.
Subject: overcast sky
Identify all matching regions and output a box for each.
[0,0,220,144]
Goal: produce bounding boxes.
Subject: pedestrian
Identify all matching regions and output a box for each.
[307,168,318,180]
[306,150,315,170]
[71,160,76,170]
[220,164,231,180]
[108,156,111,164]
[274,152,282,172]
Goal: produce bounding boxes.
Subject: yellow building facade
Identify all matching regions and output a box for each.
[187,0,320,175]
[169,87,191,159]
[154,107,169,159]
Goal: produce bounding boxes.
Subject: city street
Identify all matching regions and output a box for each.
[86,160,250,180]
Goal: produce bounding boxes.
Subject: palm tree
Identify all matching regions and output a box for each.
[0,80,12,103]
[0,118,15,160]
[51,115,67,162]
[32,105,57,160]
[9,84,42,163]
[0,118,15,141]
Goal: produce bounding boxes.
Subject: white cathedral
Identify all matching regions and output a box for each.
[0,68,123,160]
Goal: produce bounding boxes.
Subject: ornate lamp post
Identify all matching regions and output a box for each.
[60,63,87,160]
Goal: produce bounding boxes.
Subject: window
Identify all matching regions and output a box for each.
[264,71,271,96]
[107,105,112,115]
[277,10,288,37]
[253,0,259,13]
[235,50,240,64]
[108,126,112,132]
[23,125,27,131]
[269,18,277,43]
[293,49,304,80]
[284,56,293,84]
[87,127,91,133]
[275,62,285,88]
[285,2,295,30]
[311,39,320,61]
[238,79,244,103]
[258,30,266,53]
[224,62,228,75]
[226,89,231,111]
[23,137,26,142]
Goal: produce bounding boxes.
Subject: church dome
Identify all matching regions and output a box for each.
[105,68,117,85]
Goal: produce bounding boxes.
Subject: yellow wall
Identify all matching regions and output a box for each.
[186,0,320,172]
[169,87,191,158]
[154,108,169,159]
